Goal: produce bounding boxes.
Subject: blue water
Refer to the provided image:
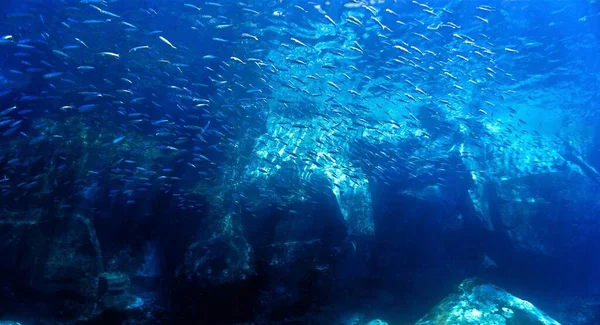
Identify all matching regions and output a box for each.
[0,0,599,324]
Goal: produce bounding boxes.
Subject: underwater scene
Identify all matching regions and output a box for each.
[0,0,599,324]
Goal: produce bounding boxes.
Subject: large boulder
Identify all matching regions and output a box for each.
[184,232,254,287]
[415,278,560,325]
[365,320,388,325]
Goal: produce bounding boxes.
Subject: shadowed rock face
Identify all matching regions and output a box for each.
[172,129,600,323]
[0,211,103,322]
[1,129,598,324]
[184,233,254,287]
[0,211,163,324]
[415,278,561,325]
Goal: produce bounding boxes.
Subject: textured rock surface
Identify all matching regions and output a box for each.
[415,278,560,325]
[0,211,164,324]
[96,272,142,312]
[184,233,254,286]
[494,167,600,256]
[0,211,103,322]
[365,320,389,325]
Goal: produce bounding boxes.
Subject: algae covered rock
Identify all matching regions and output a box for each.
[365,320,388,325]
[184,233,254,286]
[415,278,560,325]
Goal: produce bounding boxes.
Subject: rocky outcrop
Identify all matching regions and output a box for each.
[415,278,561,325]
[96,272,143,313]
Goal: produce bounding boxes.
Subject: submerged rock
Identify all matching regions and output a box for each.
[184,233,254,286]
[96,272,143,312]
[415,278,560,325]
[0,211,103,322]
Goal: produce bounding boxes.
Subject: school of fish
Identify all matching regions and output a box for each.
[0,0,595,221]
